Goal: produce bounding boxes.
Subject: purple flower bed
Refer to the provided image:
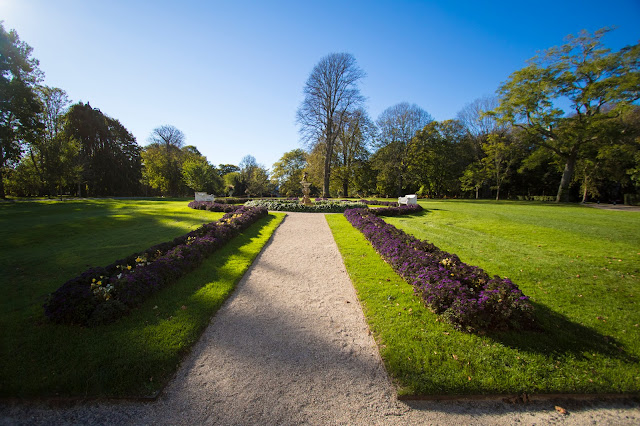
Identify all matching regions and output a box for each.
[358,199,398,207]
[343,208,535,332]
[188,200,245,213]
[369,203,423,216]
[44,205,268,326]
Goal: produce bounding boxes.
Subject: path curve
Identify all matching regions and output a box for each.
[1,212,638,425]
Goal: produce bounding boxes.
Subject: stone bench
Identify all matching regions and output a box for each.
[195,192,215,202]
[398,194,417,205]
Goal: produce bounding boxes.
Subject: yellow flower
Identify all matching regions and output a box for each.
[127,265,132,270]
[97,281,102,286]
[136,256,143,263]
[92,278,96,283]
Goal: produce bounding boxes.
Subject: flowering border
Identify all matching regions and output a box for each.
[343,208,535,332]
[245,199,367,212]
[44,205,268,326]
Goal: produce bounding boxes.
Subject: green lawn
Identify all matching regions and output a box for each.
[327,200,640,396]
[0,199,284,397]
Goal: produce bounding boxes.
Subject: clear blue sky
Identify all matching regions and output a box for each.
[2,0,639,170]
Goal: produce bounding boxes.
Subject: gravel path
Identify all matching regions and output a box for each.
[1,212,639,425]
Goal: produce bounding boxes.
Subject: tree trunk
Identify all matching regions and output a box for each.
[475,186,479,199]
[342,179,349,198]
[323,145,333,198]
[556,149,578,203]
[495,184,500,201]
[0,169,5,199]
[581,175,589,203]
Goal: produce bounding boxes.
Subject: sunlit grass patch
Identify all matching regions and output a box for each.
[327,201,640,396]
[0,199,284,397]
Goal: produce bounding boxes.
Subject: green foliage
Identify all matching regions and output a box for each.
[407,120,472,197]
[271,148,307,197]
[493,27,640,202]
[0,23,43,198]
[64,102,142,196]
[329,201,640,395]
[182,156,223,194]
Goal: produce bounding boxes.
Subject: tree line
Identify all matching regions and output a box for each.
[2,23,639,202]
[294,28,640,203]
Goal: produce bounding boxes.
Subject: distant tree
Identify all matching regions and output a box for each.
[238,155,271,197]
[492,27,640,202]
[144,125,185,196]
[0,23,43,198]
[271,149,307,197]
[334,108,374,197]
[218,163,240,176]
[406,120,470,197]
[223,172,243,197]
[297,52,366,197]
[63,102,141,196]
[182,157,222,194]
[29,86,81,197]
[374,103,433,196]
[480,132,524,200]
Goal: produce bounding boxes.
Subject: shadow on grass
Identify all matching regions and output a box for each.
[489,302,638,364]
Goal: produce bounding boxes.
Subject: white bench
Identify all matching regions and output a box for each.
[398,194,417,205]
[195,192,215,202]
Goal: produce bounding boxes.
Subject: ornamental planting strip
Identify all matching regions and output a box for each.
[343,208,535,332]
[44,205,268,326]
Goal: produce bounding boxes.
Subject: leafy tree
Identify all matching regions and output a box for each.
[481,132,524,200]
[334,108,374,197]
[271,149,307,197]
[143,125,185,196]
[374,103,433,196]
[297,52,366,197]
[492,27,640,202]
[29,86,81,197]
[460,162,488,199]
[223,172,243,197]
[239,155,271,197]
[182,156,223,194]
[0,23,43,198]
[218,163,240,176]
[406,120,470,197]
[63,102,141,196]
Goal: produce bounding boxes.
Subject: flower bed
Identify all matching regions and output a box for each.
[188,200,245,212]
[245,199,367,213]
[343,208,535,332]
[358,199,398,207]
[368,203,423,216]
[44,205,268,326]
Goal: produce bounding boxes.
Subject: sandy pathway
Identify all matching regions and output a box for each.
[1,212,639,425]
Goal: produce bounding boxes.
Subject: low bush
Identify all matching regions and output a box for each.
[44,206,268,326]
[343,208,535,332]
[245,199,367,212]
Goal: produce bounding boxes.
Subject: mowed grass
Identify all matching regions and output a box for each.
[327,200,640,396]
[0,199,285,397]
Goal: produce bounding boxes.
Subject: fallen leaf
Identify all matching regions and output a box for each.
[452,354,459,360]
[181,305,187,310]
[443,332,450,335]
[153,305,158,310]
[555,406,567,415]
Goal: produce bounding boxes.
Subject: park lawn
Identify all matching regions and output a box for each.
[0,199,284,397]
[327,200,640,396]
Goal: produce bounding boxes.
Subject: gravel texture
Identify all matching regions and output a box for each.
[1,212,639,425]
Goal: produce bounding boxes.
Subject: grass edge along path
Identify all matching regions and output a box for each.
[2,211,285,398]
[326,212,640,397]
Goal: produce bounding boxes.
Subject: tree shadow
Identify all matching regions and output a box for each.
[487,301,637,364]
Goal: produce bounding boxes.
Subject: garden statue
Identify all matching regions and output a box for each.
[301,172,312,206]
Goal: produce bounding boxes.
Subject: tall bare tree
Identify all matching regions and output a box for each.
[297,53,365,197]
